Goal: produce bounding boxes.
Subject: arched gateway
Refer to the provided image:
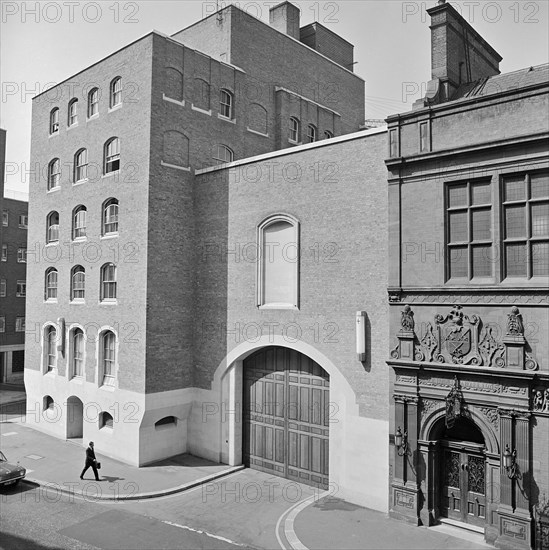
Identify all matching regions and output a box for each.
[243,346,329,488]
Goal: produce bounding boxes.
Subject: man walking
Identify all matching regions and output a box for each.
[80,441,100,481]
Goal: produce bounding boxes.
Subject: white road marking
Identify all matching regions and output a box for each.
[162,519,248,547]
[1,431,17,436]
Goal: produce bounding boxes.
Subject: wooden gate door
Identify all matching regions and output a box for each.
[243,347,329,488]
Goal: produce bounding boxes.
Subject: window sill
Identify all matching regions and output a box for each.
[16,261,27,264]
[191,104,212,116]
[101,233,119,240]
[102,171,120,179]
[67,123,79,131]
[218,113,236,124]
[100,300,118,305]
[18,226,28,230]
[45,242,59,247]
[246,127,269,138]
[99,383,115,392]
[45,299,58,304]
[161,160,191,172]
[70,299,86,305]
[16,294,26,298]
[163,94,185,107]
[72,236,87,243]
[48,132,59,138]
[69,376,84,384]
[108,104,122,113]
[73,178,89,186]
[100,425,114,431]
[258,304,299,310]
[47,187,61,194]
[288,140,302,145]
[87,114,99,122]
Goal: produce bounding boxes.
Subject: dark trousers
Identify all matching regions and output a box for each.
[80,460,100,480]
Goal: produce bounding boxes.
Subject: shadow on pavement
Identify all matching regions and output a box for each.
[312,495,364,512]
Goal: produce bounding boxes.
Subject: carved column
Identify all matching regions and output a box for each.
[407,397,418,486]
[394,396,406,483]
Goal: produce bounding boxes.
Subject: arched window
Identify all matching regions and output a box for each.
[74,149,88,182]
[45,268,58,300]
[155,416,177,429]
[163,131,189,167]
[110,77,122,108]
[46,211,59,243]
[100,263,117,301]
[193,78,210,111]
[307,124,317,143]
[72,205,87,239]
[68,98,78,126]
[71,328,84,377]
[49,108,59,134]
[213,144,234,164]
[220,89,233,119]
[324,130,334,140]
[247,103,268,135]
[104,137,120,174]
[289,117,300,143]
[48,159,60,190]
[45,326,57,372]
[165,68,184,102]
[88,87,99,118]
[101,331,116,386]
[258,215,299,308]
[71,266,85,301]
[102,198,119,235]
[43,395,54,410]
[100,411,114,428]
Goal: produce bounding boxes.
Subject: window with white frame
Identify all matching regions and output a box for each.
[258,215,299,308]
[102,198,119,235]
[0,279,5,297]
[68,98,78,126]
[104,138,120,174]
[48,159,60,190]
[46,326,57,372]
[2,210,7,226]
[17,248,26,263]
[72,206,87,239]
[71,266,85,301]
[289,117,300,143]
[220,89,233,119]
[72,328,84,377]
[16,280,26,297]
[50,108,59,134]
[19,214,28,228]
[213,144,234,164]
[46,212,59,243]
[101,331,116,386]
[88,87,99,117]
[15,317,25,332]
[307,124,317,143]
[45,268,58,300]
[100,263,117,300]
[74,149,88,182]
[1,244,7,261]
[110,77,122,108]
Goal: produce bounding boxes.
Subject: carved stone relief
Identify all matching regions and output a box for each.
[532,389,549,413]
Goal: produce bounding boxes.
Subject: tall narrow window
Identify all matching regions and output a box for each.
[446,180,493,281]
[103,198,119,235]
[258,215,299,308]
[49,108,59,134]
[72,206,87,239]
[19,214,28,228]
[503,172,549,279]
[46,211,60,243]
[307,124,317,143]
[0,279,5,297]
[419,122,429,152]
[45,268,58,300]
[220,89,233,119]
[289,117,300,143]
[15,318,25,332]
[389,129,398,157]
[101,263,117,301]
[72,328,84,377]
[48,159,60,190]
[101,331,116,386]
[1,244,7,261]
[74,149,88,182]
[110,77,122,108]
[71,266,85,301]
[104,138,120,174]
[88,87,99,117]
[213,144,234,164]
[17,248,26,263]
[2,210,7,226]
[16,280,26,297]
[46,326,57,372]
[68,98,78,126]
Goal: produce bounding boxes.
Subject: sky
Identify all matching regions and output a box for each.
[2,0,548,193]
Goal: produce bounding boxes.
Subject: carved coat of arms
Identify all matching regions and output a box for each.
[435,306,482,365]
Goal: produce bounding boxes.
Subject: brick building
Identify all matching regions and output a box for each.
[386,2,548,548]
[0,129,28,383]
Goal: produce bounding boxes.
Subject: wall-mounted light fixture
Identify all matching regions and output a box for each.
[395,426,409,456]
[503,444,520,479]
[356,311,367,362]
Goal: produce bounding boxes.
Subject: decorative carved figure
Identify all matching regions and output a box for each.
[400,305,414,332]
[533,390,545,412]
[445,376,463,429]
[416,323,437,362]
[545,389,549,413]
[478,326,505,367]
[507,306,524,336]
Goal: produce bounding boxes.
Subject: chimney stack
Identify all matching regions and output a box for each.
[269,2,300,40]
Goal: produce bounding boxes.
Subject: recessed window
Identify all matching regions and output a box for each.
[220,89,233,119]
[74,149,88,182]
[15,317,25,332]
[45,268,58,300]
[17,248,26,263]
[102,198,119,235]
[213,144,234,164]
[420,122,429,152]
[289,117,300,143]
[110,77,122,108]
[46,212,60,243]
[307,124,317,143]
[155,416,177,429]
[389,129,399,157]
[324,130,334,140]
[19,214,28,228]
[2,210,8,226]
[0,317,5,332]
[88,87,99,118]
[0,279,5,297]
[101,331,116,386]
[100,263,117,301]
[72,205,87,240]
[45,326,57,372]
[16,280,26,297]
[49,108,59,134]
[43,395,54,411]
[71,328,84,378]
[48,159,60,190]
[104,138,120,174]
[1,244,7,261]
[68,98,78,126]
[71,266,85,301]
[100,411,114,428]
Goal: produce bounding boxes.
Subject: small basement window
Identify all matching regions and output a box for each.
[155,416,177,429]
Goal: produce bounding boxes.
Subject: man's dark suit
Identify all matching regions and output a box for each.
[80,444,100,480]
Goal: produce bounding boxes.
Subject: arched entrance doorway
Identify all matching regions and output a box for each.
[243,346,329,488]
[66,396,84,439]
[431,417,486,528]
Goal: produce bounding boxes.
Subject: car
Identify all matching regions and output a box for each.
[0,450,26,487]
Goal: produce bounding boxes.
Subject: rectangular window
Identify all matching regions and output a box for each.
[2,210,8,226]
[419,122,429,152]
[16,280,26,297]
[2,244,7,261]
[0,279,5,297]
[15,317,25,332]
[446,180,493,281]
[17,248,27,263]
[502,172,549,279]
[19,214,28,228]
[0,317,5,332]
